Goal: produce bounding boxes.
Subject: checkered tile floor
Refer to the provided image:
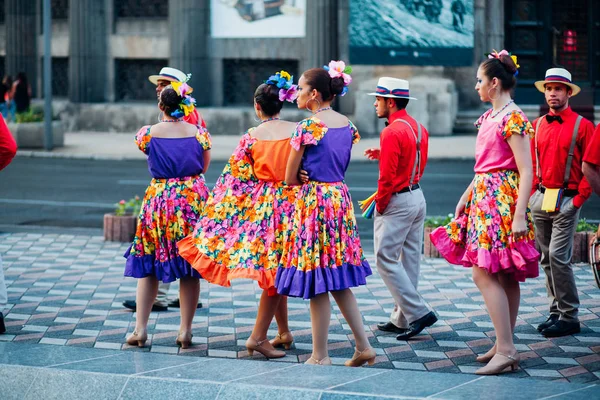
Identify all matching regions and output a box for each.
[1,232,600,384]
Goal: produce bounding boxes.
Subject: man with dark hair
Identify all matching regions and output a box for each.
[365,77,437,340]
[530,68,594,337]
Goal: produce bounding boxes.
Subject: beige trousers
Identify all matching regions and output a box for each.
[530,190,580,322]
[155,282,170,307]
[374,189,430,328]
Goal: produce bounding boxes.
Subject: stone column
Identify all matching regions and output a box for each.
[169,0,211,106]
[5,0,38,97]
[485,0,504,51]
[304,0,339,71]
[69,0,108,102]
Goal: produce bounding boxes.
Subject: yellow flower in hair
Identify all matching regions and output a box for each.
[279,70,291,80]
[181,103,195,116]
[511,54,520,69]
[171,81,182,93]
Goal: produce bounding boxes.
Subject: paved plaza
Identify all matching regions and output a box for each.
[1,229,600,388]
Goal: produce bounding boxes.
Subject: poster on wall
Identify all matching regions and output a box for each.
[349,0,474,66]
[211,0,306,38]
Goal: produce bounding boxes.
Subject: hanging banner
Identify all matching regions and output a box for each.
[349,0,474,66]
[211,0,306,38]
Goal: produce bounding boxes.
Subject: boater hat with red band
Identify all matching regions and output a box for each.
[534,68,581,96]
[367,77,417,100]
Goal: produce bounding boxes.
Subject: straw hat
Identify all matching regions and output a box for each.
[534,68,581,96]
[367,77,417,100]
[148,67,188,85]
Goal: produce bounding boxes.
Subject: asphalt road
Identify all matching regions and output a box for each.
[1,158,599,246]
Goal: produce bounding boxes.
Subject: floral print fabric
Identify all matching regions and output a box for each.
[135,126,212,154]
[177,131,298,293]
[124,127,211,283]
[276,118,372,299]
[431,110,539,282]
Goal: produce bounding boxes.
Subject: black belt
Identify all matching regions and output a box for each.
[538,184,578,197]
[394,184,420,195]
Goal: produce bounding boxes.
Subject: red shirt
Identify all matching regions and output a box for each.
[0,117,17,171]
[583,123,600,166]
[376,109,429,213]
[531,106,594,208]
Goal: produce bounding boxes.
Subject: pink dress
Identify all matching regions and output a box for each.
[430,110,540,281]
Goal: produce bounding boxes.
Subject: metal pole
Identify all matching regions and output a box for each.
[43,0,53,150]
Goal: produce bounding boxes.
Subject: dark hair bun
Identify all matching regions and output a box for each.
[254,83,283,117]
[499,54,518,75]
[160,87,183,116]
[330,77,345,97]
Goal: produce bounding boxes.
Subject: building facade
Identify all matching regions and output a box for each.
[0,0,597,131]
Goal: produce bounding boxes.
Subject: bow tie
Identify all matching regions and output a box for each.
[546,115,563,124]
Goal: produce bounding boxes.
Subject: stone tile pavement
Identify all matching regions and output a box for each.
[1,231,600,386]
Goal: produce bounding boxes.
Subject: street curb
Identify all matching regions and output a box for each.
[0,224,103,236]
[16,150,476,163]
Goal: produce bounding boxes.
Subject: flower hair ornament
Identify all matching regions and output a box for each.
[323,60,353,96]
[486,49,520,76]
[266,70,298,102]
[167,74,196,119]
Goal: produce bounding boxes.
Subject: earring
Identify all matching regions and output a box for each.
[157,111,164,123]
[306,98,321,114]
[487,87,498,101]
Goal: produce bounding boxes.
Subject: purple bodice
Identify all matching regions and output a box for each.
[302,126,353,182]
[147,137,205,178]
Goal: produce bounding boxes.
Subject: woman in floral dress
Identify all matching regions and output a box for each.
[124,81,211,349]
[277,61,376,367]
[178,71,298,358]
[431,50,539,375]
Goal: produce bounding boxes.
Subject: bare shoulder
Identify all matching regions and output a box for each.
[150,121,197,138]
[316,110,348,128]
[251,119,297,141]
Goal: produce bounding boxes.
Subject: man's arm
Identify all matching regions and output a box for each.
[376,129,400,214]
[573,121,594,208]
[583,162,600,197]
[583,124,600,196]
[0,117,17,171]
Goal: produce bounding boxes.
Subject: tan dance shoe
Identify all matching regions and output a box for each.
[126,330,148,348]
[476,345,497,363]
[270,331,294,350]
[475,351,519,375]
[344,347,377,367]
[246,337,286,359]
[176,331,193,349]
[305,356,332,365]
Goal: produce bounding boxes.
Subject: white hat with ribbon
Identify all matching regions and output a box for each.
[367,77,417,100]
[534,68,581,96]
[148,67,188,85]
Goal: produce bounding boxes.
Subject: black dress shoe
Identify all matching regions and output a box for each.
[168,299,203,309]
[122,300,168,312]
[377,321,408,334]
[537,314,559,332]
[0,313,5,334]
[541,320,581,338]
[396,311,438,341]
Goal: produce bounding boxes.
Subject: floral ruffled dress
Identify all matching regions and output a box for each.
[275,117,372,298]
[124,126,211,283]
[430,110,540,281]
[178,129,299,294]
